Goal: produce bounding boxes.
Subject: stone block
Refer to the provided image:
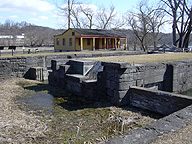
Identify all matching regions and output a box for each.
[106,80,111,88]
[51,59,69,71]
[110,80,117,90]
[118,73,134,82]
[107,89,114,97]
[24,67,48,81]
[118,81,136,90]
[144,75,164,84]
[135,64,146,72]
[66,80,81,95]
[133,72,144,80]
[69,59,95,75]
[65,74,88,83]
[114,90,128,99]
[123,67,137,73]
[136,79,144,87]
[92,53,102,57]
[105,68,115,80]
[102,61,131,69]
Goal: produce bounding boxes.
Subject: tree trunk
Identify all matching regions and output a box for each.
[183,17,192,48]
[172,10,177,47]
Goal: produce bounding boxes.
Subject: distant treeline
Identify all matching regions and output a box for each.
[0,20,191,48]
[0,20,64,47]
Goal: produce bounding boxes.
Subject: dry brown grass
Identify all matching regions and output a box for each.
[0,50,135,58]
[154,121,192,144]
[86,53,192,64]
[0,78,49,143]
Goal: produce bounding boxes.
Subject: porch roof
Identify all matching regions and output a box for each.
[71,28,127,37]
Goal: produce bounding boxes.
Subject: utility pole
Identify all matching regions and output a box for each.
[68,0,71,29]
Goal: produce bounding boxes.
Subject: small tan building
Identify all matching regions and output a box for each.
[54,28,127,51]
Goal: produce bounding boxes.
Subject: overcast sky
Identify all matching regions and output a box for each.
[0,0,172,32]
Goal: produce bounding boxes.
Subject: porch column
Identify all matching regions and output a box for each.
[115,38,117,50]
[80,37,83,51]
[125,38,127,50]
[92,37,95,51]
[104,38,107,50]
[74,38,76,51]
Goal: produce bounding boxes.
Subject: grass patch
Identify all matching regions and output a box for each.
[86,53,192,64]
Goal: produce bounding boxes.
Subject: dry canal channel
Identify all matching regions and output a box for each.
[15,79,192,143]
[14,79,160,143]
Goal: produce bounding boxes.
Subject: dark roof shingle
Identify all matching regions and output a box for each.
[71,28,126,37]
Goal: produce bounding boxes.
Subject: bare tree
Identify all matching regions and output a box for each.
[163,0,181,47]
[70,5,82,28]
[96,5,116,29]
[126,2,152,52]
[111,14,126,29]
[126,1,168,51]
[148,6,167,48]
[161,0,192,48]
[182,6,192,48]
[56,0,77,29]
[80,4,94,29]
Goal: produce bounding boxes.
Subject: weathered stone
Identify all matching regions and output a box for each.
[66,80,81,95]
[118,73,134,82]
[118,81,134,90]
[144,75,164,84]
[106,80,111,88]
[24,67,48,81]
[65,74,88,83]
[102,61,131,69]
[107,89,114,97]
[129,86,192,115]
[114,90,128,99]
[51,59,69,71]
[133,72,144,80]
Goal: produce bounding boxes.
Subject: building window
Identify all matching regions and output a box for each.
[87,38,90,45]
[72,32,75,36]
[63,38,65,46]
[79,38,81,45]
[56,38,59,45]
[69,38,72,46]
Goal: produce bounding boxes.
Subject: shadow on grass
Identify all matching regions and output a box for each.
[20,83,112,111]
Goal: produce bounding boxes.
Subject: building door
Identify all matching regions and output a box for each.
[95,38,99,49]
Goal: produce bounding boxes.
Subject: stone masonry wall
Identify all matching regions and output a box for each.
[98,62,167,105]
[172,59,192,92]
[129,86,192,115]
[49,58,192,107]
[0,51,145,81]
[98,60,192,106]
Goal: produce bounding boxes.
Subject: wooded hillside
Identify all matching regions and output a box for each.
[0,21,191,48]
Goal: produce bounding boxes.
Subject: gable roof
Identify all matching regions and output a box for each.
[71,28,126,37]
